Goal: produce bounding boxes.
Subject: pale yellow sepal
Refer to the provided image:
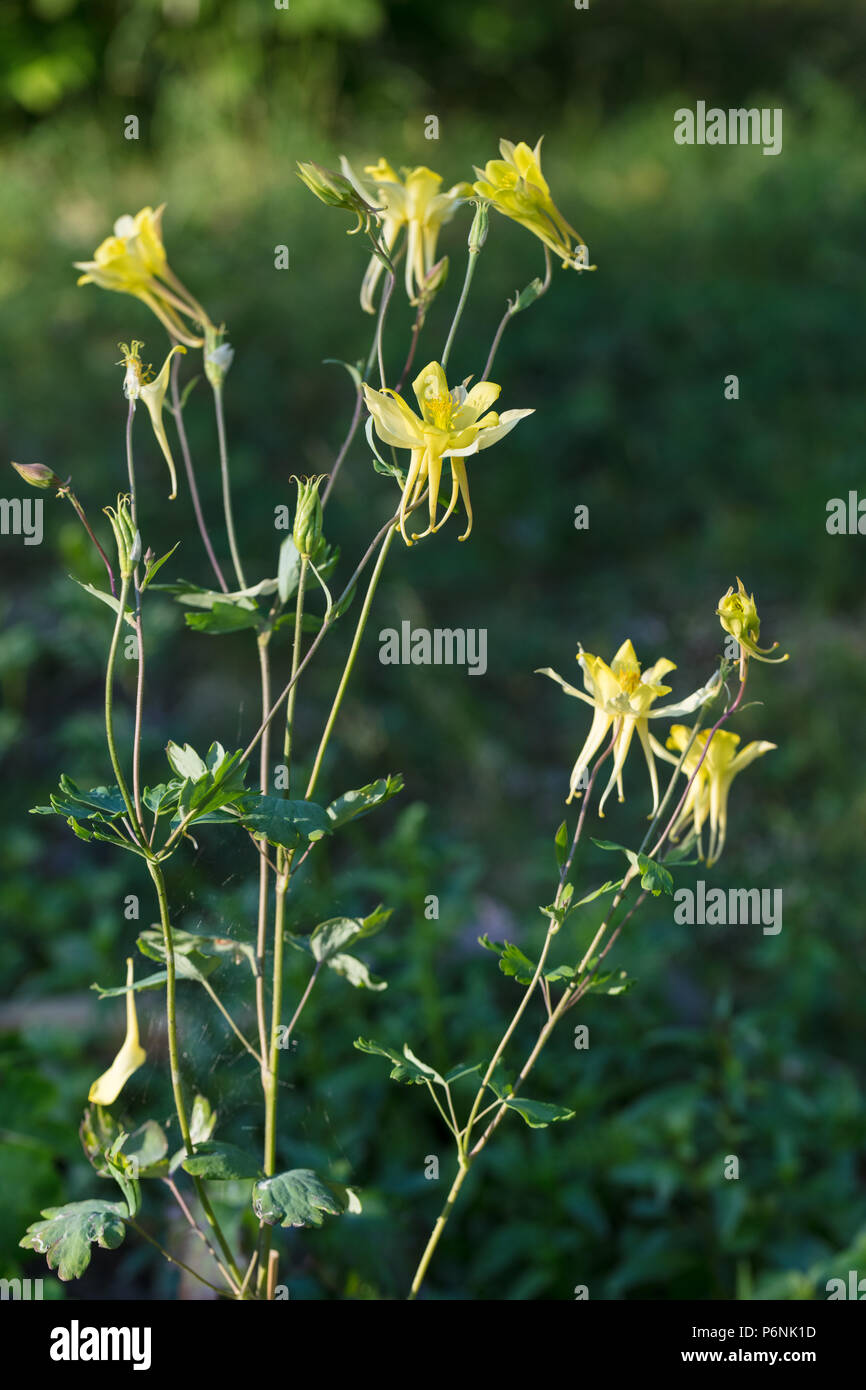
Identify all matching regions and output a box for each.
[88,958,147,1105]
[140,345,186,499]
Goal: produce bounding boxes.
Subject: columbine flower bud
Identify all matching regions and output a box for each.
[717,578,788,664]
[104,494,139,580]
[11,461,62,490]
[291,475,326,560]
[204,322,234,390]
[468,198,489,252]
[297,161,378,234]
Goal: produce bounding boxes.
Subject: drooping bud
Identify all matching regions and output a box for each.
[297,161,378,234]
[11,461,62,490]
[291,475,327,560]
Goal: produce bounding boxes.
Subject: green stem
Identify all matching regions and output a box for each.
[104,573,140,836]
[147,858,243,1294]
[441,247,481,371]
[408,1162,471,1300]
[212,384,246,589]
[305,524,395,800]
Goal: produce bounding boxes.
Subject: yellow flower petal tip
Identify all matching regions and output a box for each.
[88,958,146,1106]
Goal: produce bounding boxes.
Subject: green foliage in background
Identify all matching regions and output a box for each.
[1,0,865,1298]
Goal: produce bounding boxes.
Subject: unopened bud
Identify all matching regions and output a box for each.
[204,322,234,389]
[468,199,489,252]
[104,494,139,579]
[291,475,326,560]
[11,461,62,490]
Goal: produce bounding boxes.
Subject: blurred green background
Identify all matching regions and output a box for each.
[2,0,866,1300]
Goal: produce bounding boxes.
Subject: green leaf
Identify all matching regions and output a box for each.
[634,854,673,897]
[169,1094,217,1174]
[478,935,538,985]
[142,781,183,814]
[79,1106,121,1177]
[485,1076,576,1129]
[141,543,180,591]
[583,965,637,997]
[181,1141,263,1180]
[119,1120,169,1178]
[190,1093,217,1146]
[310,905,391,963]
[174,577,278,611]
[91,969,173,997]
[354,1038,445,1086]
[239,794,331,849]
[185,604,261,634]
[166,741,208,782]
[20,1199,127,1281]
[31,775,126,822]
[590,839,673,897]
[72,579,136,628]
[554,819,569,871]
[443,1062,482,1084]
[325,952,387,990]
[252,1169,355,1229]
[278,536,301,604]
[325,774,404,829]
[103,1136,142,1216]
[573,878,621,907]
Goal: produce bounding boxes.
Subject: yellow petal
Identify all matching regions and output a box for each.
[88,958,146,1105]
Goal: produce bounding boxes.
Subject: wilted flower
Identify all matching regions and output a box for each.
[717,578,788,664]
[88,958,147,1105]
[75,205,207,347]
[363,360,533,544]
[473,138,593,272]
[539,643,722,814]
[349,158,472,313]
[662,725,776,865]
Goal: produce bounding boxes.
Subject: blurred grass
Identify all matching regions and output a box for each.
[1,0,865,1300]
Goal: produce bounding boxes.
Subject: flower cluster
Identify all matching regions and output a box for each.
[299,135,593,315]
[540,582,787,864]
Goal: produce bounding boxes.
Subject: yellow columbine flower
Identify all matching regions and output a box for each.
[88,959,147,1105]
[474,138,593,272]
[363,360,533,545]
[662,725,776,865]
[75,205,206,347]
[717,578,789,664]
[539,643,722,814]
[348,158,472,312]
[118,342,186,499]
